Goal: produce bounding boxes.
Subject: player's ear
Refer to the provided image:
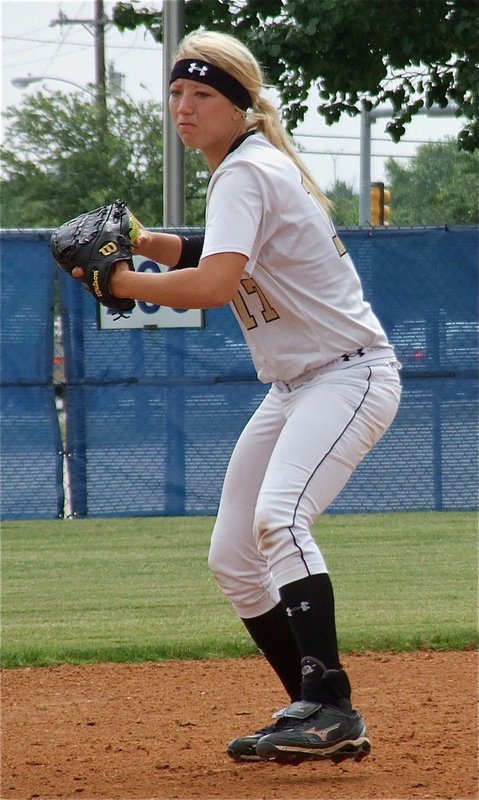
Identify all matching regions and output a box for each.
[231,106,245,120]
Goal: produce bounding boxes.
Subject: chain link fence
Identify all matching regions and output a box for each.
[1,226,477,520]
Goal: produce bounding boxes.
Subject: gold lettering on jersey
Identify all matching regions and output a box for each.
[232,279,280,330]
[99,241,118,256]
[332,234,347,257]
[241,278,280,323]
[232,289,257,330]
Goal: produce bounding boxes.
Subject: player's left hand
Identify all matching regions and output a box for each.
[51,200,140,315]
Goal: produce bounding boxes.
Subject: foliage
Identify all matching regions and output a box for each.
[324,141,478,228]
[326,181,359,227]
[113,0,479,152]
[0,91,208,228]
[385,138,479,225]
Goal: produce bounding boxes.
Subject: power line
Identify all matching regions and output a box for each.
[49,0,108,115]
[295,132,439,145]
[43,11,76,77]
[2,35,159,51]
[5,45,92,71]
[301,150,418,159]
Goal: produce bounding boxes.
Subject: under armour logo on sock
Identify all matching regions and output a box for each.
[188,62,208,76]
[286,601,310,617]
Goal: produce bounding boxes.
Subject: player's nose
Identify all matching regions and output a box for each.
[176,93,195,114]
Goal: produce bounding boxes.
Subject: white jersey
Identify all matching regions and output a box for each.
[201,133,391,384]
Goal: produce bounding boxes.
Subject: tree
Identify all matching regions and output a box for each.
[326,181,359,227]
[0,91,208,228]
[113,0,479,151]
[385,138,479,225]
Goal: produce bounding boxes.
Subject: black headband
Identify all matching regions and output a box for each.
[169,58,252,111]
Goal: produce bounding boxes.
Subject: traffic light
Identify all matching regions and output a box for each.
[370,182,392,226]
[383,187,391,226]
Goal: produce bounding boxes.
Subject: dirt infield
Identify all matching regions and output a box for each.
[2,651,477,800]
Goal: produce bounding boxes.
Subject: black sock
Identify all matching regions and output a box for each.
[241,603,302,701]
[278,573,341,670]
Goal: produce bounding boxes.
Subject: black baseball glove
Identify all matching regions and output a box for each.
[51,200,140,315]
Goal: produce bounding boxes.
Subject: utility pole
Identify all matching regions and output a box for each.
[50,0,108,114]
[94,0,107,112]
[162,0,185,226]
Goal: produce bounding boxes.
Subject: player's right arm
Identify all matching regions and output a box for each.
[109,251,247,309]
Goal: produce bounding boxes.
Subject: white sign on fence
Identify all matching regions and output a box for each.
[99,257,203,330]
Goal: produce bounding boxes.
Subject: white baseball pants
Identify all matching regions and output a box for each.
[208,360,402,619]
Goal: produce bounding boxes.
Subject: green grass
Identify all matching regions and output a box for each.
[1,512,477,668]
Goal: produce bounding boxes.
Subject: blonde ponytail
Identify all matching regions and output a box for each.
[250,96,332,213]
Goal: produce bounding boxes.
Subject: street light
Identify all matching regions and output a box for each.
[11,75,96,97]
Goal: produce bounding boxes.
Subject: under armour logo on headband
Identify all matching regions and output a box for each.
[188,62,208,77]
[170,59,252,110]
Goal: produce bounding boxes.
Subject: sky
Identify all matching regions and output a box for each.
[1,0,465,192]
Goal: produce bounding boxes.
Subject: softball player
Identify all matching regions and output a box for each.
[104,30,402,764]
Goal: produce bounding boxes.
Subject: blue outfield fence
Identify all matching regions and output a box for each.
[1,226,478,520]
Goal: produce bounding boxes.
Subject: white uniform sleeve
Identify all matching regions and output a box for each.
[201,164,265,264]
